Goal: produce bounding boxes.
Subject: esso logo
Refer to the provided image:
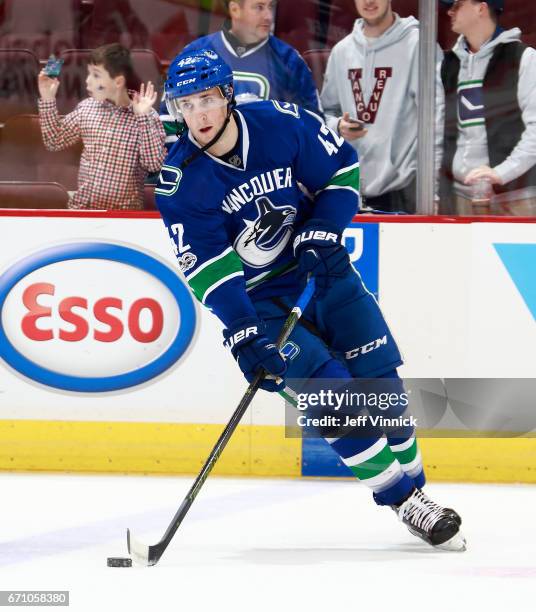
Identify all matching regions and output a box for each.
[0,243,196,392]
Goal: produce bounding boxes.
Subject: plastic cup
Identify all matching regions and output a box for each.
[471,176,493,214]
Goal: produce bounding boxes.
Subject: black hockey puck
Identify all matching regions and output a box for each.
[107,557,132,567]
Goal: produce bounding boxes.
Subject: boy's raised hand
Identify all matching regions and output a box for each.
[38,71,60,100]
[132,81,157,115]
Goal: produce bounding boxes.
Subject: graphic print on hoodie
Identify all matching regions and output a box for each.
[321,14,444,198]
[448,27,536,197]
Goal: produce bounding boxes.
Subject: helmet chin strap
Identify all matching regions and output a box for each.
[181,104,234,169]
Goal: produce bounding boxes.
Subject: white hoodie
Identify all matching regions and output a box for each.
[449,28,536,198]
[321,14,444,198]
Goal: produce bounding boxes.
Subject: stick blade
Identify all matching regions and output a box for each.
[127,528,151,566]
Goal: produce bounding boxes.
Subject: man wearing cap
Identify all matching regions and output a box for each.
[439,0,536,214]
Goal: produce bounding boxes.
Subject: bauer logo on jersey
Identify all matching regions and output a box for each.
[0,243,196,393]
[234,196,296,268]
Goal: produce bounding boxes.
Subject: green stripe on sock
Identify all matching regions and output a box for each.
[348,444,396,480]
[328,166,360,190]
[188,250,243,302]
[391,439,418,466]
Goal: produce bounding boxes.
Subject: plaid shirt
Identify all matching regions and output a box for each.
[39,95,166,210]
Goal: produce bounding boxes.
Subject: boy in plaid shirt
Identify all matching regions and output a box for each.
[38,43,166,210]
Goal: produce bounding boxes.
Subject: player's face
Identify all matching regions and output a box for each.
[86,64,122,101]
[229,0,275,45]
[355,0,392,26]
[179,87,229,146]
[447,0,483,35]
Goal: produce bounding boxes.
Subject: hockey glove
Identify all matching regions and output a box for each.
[293,219,351,296]
[223,317,287,392]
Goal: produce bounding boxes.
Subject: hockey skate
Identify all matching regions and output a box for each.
[394,489,466,552]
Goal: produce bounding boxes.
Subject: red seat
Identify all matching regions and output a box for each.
[56,48,164,115]
[325,0,356,48]
[149,0,200,62]
[204,2,231,38]
[0,0,81,59]
[0,114,81,189]
[0,50,39,124]
[275,0,319,54]
[79,0,197,62]
[79,0,149,50]
[143,183,156,210]
[393,0,420,18]
[303,49,331,91]
[0,181,69,209]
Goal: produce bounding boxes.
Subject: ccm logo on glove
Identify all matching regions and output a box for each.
[224,326,258,350]
[293,230,339,251]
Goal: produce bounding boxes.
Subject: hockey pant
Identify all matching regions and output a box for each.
[252,266,425,506]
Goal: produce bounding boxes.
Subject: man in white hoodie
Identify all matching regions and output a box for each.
[439,0,536,214]
[321,0,443,213]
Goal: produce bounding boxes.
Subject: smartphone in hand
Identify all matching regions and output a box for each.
[43,55,64,78]
[348,118,365,131]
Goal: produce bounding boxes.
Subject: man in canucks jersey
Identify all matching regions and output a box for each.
[159,0,321,149]
[155,49,466,552]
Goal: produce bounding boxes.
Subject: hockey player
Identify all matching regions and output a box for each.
[155,49,466,552]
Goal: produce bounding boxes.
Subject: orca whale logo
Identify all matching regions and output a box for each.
[234,197,296,268]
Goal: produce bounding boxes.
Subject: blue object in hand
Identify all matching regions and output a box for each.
[223,317,287,392]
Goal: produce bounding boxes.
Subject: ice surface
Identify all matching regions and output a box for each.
[0,473,534,612]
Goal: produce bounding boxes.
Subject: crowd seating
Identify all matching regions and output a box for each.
[0,181,70,208]
[1,0,536,210]
[79,0,219,62]
[0,0,81,60]
[144,183,156,210]
[0,114,82,188]
[274,0,319,55]
[0,49,39,124]
[303,48,330,91]
[79,0,150,50]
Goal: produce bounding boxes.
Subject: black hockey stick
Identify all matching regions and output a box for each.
[127,276,316,566]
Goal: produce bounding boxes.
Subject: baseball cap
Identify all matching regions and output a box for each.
[440,0,504,12]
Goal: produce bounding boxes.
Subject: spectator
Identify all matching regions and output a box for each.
[38,43,166,210]
[160,0,321,148]
[321,0,444,213]
[439,0,536,214]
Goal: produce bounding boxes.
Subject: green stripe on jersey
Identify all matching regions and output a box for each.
[327,165,360,191]
[458,119,485,128]
[458,79,483,88]
[162,119,181,137]
[245,261,296,291]
[349,443,396,480]
[188,249,243,303]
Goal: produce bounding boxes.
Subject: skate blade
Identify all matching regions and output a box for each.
[434,530,467,552]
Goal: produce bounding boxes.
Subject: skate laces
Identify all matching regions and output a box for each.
[399,490,446,533]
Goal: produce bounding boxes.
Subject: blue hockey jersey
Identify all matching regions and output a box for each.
[155,101,360,327]
[160,31,321,147]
